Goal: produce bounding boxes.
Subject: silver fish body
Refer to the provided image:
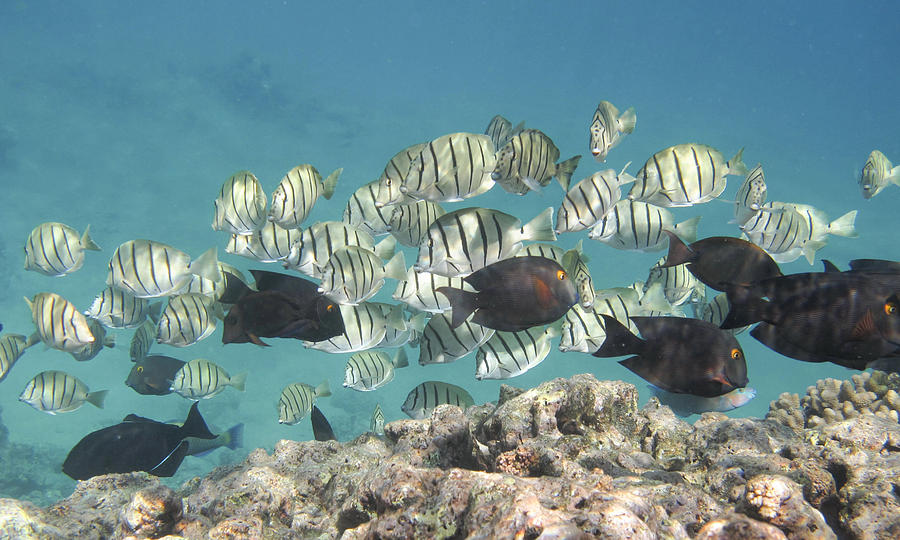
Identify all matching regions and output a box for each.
[645,257,703,307]
[740,206,824,264]
[475,325,558,380]
[130,319,157,361]
[343,180,393,237]
[370,403,385,435]
[24,222,101,277]
[283,221,375,279]
[69,318,115,362]
[86,286,158,329]
[317,247,406,305]
[226,221,301,263]
[733,163,767,225]
[343,349,408,391]
[589,101,636,162]
[278,380,331,425]
[629,144,747,207]
[212,171,268,235]
[764,201,857,242]
[589,199,700,252]
[401,132,496,203]
[19,370,107,414]
[156,293,219,347]
[393,267,473,313]
[170,358,246,400]
[859,150,900,199]
[484,114,523,150]
[268,164,340,228]
[492,129,580,193]
[556,167,634,233]
[388,200,446,247]
[515,242,565,263]
[25,292,95,353]
[418,311,495,365]
[305,302,404,353]
[561,241,594,309]
[375,142,428,208]
[0,334,37,383]
[401,381,474,420]
[107,240,220,298]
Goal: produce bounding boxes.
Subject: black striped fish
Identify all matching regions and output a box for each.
[25,292,96,353]
[185,262,248,303]
[226,221,301,263]
[343,180,393,237]
[401,381,474,420]
[414,206,556,277]
[417,311,495,365]
[739,206,825,265]
[0,334,38,383]
[283,221,376,279]
[170,358,247,400]
[556,167,634,234]
[645,256,704,307]
[589,199,700,252]
[562,241,595,309]
[375,142,427,208]
[589,100,636,162]
[516,242,565,263]
[764,202,857,243]
[387,199,446,247]
[130,319,157,361]
[492,128,581,193]
[400,132,496,202]
[69,319,116,362]
[629,144,747,207]
[278,380,331,425]
[18,370,107,415]
[484,114,524,150]
[86,286,160,329]
[212,170,268,235]
[733,163,767,226]
[475,325,558,380]
[268,164,341,229]
[107,240,220,298]
[342,349,408,391]
[156,293,220,347]
[378,311,427,348]
[370,403,385,435]
[317,247,406,305]
[24,222,101,277]
[305,302,405,353]
[859,150,900,199]
[393,267,473,313]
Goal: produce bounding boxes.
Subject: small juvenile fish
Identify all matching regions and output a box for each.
[562,241,595,309]
[170,358,246,400]
[130,319,157,362]
[24,222,101,277]
[317,246,406,305]
[418,311,495,365]
[25,292,96,353]
[400,132,497,203]
[343,349,409,391]
[733,164,767,225]
[475,325,559,380]
[556,166,634,234]
[401,381,475,420]
[86,286,160,329]
[589,100,636,162]
[589,199,700,252]
[107,240,220,298]
[370,403,385,435]
[19,370,108,414]
[492,128,581,193]
[343,180,394,237]
[268,164,340,229]
[156,293,220,347]
[212,171,268,235]
[650,386,756,417]
[859,150,900,199]
[126,354,186,395]
[279,380,331,425]
[0,334,38,383]
[629,144,747,207]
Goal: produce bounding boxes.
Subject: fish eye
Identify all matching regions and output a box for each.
[730,348,742,360]
[556,270,566,281]
[326,304,334,312]
[136,366,143,373]
[886,302,898,315]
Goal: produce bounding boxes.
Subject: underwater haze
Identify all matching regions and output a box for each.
[1,0,898,505]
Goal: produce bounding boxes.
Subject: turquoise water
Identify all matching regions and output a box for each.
[1,1,898,504]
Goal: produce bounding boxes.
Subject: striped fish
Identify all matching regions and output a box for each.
[317,247,406,305]
[25,292,96,353]
[305,302,405,353]
[645,256,704,307]
[278,380,331,425]
[418,311,495,365]
[740,206,825,264]
[484,114,524,150]
[629,144,747,207]
[343,180,393,237]
[765,201,857,242]
[859,150,900,199]
[695,292,749,336]
[589,100,636,162]
[515,242,565,263]
[268,164,341,229]
[370,403,385,435]
[388,200,446,247]
[414,206,556,277]
[492,128,581,193]
[733,163,767,225]
[556,166,634,234]
[170,358,247,400]
[401,381,474,420]
[283,221,375,279]
[343,349,409,391]
[589,199,700,252]
[185,262,247,302]
[70,319,116,362]
[226,221,301,263]
[130,319,157,361]
[86,286,160,329]
[375,142,427,208]
[0,334,38,383]
[378,311,427,348]
[18,370,107,415]
[156,293,220,347]
[475,325,559,380]
[24,222,101,277]
[107,240,220,298]
[393,267,473,313]
[401,132,496,203]
[212,171,268,235]
[562,240,594,309]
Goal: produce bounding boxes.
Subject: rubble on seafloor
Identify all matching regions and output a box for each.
[2,373,900,539]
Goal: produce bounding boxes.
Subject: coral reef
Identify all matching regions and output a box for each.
[1,372,900,538]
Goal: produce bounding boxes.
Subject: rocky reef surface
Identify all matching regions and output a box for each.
[2,373,899,539]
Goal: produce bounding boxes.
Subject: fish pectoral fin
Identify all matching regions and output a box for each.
[248,333,270,347]
[850,310,878,341]
[149,440,191,477]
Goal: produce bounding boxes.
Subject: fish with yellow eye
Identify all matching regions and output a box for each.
[436,256,578,332]
[126,355,186,396]
[593,315,749,397]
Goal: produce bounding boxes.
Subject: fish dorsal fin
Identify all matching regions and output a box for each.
[179,402,215,440]
[821,259,841,272]
[123,413,163,424]
[851,310,878,340]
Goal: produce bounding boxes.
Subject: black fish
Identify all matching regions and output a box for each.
[125,355,186,395]
[593,315,748,397]
[662,231,782,291]
[221,270,344,346]
[311,405,337,442]
[62,402,215,480]
[436,256,578,332]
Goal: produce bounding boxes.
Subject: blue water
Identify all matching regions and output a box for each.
[1,1,898,504]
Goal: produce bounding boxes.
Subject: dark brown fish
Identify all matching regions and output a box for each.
[593,315,748,397]
[222,270,344,346]
[311,405,337,441]
[125,355,186,395]
[662,231,782,291]
[436,256,578,332]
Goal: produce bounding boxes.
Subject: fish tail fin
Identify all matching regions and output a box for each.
[316,379,332,398]
[593,314,643,357]
[726,147,748,176]
[672,216,701,244]
[801,240,827,265]
[721,284,770,329]
[80,224,102,252]
[322,168,342,200]
[393,348,409,368]
[224,423,244,450]
[148,301,163,323]
[383,251,407,281]
[85,389,108,409]
[374,235,398,260]
[827,210,858,238]
[229,372,247,392]
[554,155,582,191]
[25,333,41,348]
[619,107,637,134]
[181,401,215,440]
[661,230,694,267]
[436,286,478,329]
[889,165,900,186]
[408,312,428,333]
[522,207,557,242]
[190,247,221,283]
